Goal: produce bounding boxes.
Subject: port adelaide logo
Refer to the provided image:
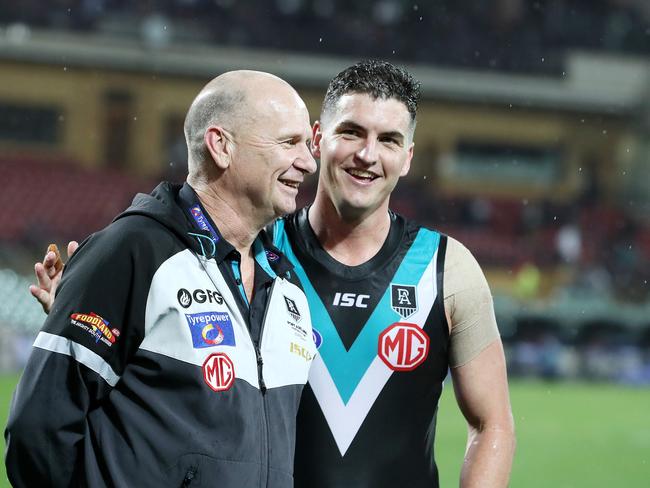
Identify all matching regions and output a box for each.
[284,296,301,322]
[390,284,417,319]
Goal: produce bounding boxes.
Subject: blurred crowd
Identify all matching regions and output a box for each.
[1,0,649,73]
[391,180,650,304]
[1,155,649,384]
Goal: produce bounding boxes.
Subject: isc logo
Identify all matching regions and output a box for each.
[202,353,235,391]
[332,292,370,308]
[378,323,429,371]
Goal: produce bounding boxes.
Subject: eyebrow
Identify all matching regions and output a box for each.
[336,120,405,142]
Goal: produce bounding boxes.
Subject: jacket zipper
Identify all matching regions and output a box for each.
[255,278,277,488]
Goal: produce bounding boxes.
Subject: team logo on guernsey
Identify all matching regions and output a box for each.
[185,311,236,348]
[378,323,429,371]
[390,284,418,319]
[70,312,120,347]
[202,353,235,392]
[284,296,301,322]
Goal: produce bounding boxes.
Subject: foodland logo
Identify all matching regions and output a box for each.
[70,312,120,344]
[202,353,235,392]
[378,323,429,371]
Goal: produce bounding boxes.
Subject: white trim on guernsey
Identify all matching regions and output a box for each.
[309,253,438,456]
[34,331,121,386]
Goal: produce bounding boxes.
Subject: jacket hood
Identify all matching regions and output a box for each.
[114,181,212,256]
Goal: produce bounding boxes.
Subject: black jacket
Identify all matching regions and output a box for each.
[5,182,315,487]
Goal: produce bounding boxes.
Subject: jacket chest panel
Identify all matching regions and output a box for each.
[139,250,314,390]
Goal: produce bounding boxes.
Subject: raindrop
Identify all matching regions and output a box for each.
[319,37,323,43]
[580,119,585,123]
[133,116,138,121]
[413,4,419,11]
[423,175,427,179]
[419,16,423,21]
[578,167,582,172]
[541,57,545,63]
[602,130,607,135]
[553,216,557,221]
[63,66,67,71]
[392,50,396,54]
[163,25,167,31]
[626,148,630,152]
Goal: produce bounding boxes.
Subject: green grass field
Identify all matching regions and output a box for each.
[1,375,649,487]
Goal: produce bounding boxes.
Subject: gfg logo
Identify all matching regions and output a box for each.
[378,323,429,371]
[177,288,224,308]
[202,353,235,392]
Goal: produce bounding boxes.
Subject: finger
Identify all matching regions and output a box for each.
[42,252,60,279]
[47,244,63,273]
[34,262,52,291]
[67,241,79,258]
[29,285,52,313]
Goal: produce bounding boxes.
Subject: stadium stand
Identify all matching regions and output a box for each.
[0,0,648,382]
[1,0,649,74]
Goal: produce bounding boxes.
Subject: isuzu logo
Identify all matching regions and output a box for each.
[202,353,235,391]
[378,323,429,371]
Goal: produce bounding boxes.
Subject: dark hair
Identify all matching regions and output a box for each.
[321,60,421,125]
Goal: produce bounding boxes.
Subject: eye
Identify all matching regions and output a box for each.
[340,128,359,137]
[380,136,401,146]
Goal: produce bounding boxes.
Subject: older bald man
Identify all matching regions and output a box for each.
[4,71,317,488]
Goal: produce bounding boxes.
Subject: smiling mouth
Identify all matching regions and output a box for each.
[345,168,379,182]
[279,179,300,189]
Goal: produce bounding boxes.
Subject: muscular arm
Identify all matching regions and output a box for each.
[443,237,515,487]
[451,341,515,487]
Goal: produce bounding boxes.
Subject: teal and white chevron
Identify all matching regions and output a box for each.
[275,223,441,455]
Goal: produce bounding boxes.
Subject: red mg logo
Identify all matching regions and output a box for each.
[202,353,235,391]
[378,323,429,371]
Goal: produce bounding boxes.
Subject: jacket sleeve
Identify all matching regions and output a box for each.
[4,218,154,487]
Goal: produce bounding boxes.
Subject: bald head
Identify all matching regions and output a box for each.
[184,70,304,176]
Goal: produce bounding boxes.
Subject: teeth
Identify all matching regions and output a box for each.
[280,180,299,188]
[347,169,376,179]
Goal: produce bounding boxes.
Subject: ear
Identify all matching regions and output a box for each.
[204,126,232,170]
[400,143,414,177]
[311,121,323,159]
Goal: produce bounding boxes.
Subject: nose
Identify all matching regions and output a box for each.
[294,143,318,175]
[355,138,378,165]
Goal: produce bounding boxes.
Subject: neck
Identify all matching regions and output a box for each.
[190,180,259,255]
[309,193,391,266]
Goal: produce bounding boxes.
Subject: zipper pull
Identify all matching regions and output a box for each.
[255,346,267,394]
